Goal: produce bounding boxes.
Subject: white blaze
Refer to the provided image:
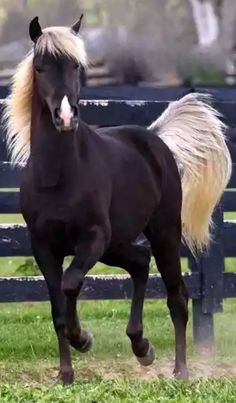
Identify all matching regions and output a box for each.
[59,96,73,128]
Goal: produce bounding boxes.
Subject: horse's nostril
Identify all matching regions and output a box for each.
[72,106,78,116]
[54,108,60,120]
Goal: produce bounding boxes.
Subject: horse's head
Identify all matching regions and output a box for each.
[29,16,86,132]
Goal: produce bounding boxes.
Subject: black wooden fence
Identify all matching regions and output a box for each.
[0,86,236,349]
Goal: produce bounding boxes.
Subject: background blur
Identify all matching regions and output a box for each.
[0,0,236,86]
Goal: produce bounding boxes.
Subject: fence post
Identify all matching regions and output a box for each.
[190,204,224,349]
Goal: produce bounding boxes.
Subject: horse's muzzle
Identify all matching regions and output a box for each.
[53,109,79,132]
[53,97,79,132]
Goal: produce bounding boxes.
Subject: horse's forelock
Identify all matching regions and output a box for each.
[35,27,87,66]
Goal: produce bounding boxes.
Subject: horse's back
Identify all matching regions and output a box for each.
[96,124,180,192]
[96,124,171,168]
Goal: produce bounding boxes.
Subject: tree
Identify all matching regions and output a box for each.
[189,0,220,46]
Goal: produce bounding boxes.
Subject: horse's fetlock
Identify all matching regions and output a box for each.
[126,323,143,342]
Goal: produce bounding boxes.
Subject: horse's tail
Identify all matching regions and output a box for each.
[149,93,232,256]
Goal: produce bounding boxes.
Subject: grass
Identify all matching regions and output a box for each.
[0,300,236,401]
[0,300,179,362]
[1,299,236,363]
[1,378,236,403]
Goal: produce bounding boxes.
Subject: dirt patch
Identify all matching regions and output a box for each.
[0,356,236,386]
[83,357,236,381]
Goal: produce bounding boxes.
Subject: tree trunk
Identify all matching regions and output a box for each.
[189,0,220,46]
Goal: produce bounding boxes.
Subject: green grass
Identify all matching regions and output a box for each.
[1,299,236,363]
[1,378,236,403]
[0,300,236,401]
[0,300,178,362]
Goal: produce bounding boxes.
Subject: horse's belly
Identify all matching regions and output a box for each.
[110,195,157,244]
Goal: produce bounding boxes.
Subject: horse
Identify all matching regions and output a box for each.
[3,16,232,385]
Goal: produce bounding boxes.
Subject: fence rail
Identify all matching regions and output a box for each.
[0,86,236,349]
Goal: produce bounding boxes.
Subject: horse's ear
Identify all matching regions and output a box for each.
[71,14,84,34]
[29,16,42,43]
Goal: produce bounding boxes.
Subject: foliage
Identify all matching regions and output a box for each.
[15,258,40,276]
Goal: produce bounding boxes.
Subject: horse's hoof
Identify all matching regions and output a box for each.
[79,331,93,353]
[70,330,93,353]
[136,343,155,366]
[59,367,74,386]
[174,367,189,380]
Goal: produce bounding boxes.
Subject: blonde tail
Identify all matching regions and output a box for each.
[149,93,232,255]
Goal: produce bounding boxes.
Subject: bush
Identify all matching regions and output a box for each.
[15,258,40,276]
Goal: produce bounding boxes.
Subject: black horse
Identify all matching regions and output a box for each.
[3,16,231,384]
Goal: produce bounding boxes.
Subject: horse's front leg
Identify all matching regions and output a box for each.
[62,225,109,351]
[65,293,93,353]
[31,236,74,385]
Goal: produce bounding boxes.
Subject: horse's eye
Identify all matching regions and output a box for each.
[74,63,80,70]
[35,66,44,73]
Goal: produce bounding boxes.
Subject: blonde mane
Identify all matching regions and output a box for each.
[3,26,87,166]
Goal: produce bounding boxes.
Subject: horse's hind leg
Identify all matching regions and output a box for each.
[102,243,155,365]
[145,220,189,379]
[127,260,155,366]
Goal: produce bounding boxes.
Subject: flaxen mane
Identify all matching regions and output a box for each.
[3,27,87,166]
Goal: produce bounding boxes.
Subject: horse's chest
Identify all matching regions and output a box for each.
[33,208,82,254]
[35,203,84,233]
[25,192,91,243]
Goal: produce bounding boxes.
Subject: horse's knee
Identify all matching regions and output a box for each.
[61,267,84,297]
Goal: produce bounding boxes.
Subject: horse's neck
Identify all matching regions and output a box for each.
[30,92,80,188]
